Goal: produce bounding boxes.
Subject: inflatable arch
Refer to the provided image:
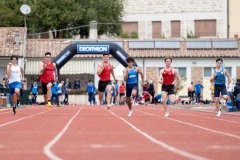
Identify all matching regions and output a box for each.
[52,42,138,71]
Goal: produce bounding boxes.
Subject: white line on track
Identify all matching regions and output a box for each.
[0,106,38,115]
[149,107,240,124]
[108,110,211,160]
[136,109,240,140]
[0,108,58,127]
[43,107,82,160]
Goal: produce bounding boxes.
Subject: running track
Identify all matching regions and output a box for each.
[0,105,240,160]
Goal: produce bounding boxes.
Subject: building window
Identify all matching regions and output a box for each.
[121,22,138,37]
[177,67,186,78]
[204,67,232,77]
[152,21,162,38]
[195,20,216,37]
[171,21,180,38]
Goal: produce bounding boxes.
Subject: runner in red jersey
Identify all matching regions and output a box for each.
[119,82,125,105]
[158,56,181,118]
[97,53,117,109]
[39,52,57,109]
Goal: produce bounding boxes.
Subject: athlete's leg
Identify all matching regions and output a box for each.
[161,91,168,113]
[106,84,112,106]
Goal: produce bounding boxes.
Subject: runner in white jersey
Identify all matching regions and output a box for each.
[6,55,24,115]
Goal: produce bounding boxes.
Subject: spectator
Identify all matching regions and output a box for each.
[86,80,95,106]
[188,82,195,104]
[0,77,7,88]
[31,80,38,105]
[119,82,125,105]
[114,81,119,104]
[148,80,155,104]
[58,81,64,106]
[209,82,215,104]
[51,80,60,106]
[227,82,234,102]
[143,80,149,92]
[154,94,162,105]
[63,78,71,105]
[73,78,80,89]
[194,80,204,103]
[232,79,240,110]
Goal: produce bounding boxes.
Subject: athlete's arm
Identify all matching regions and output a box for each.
[39,61,45,75]
[210,69,216,83]
[110,64,117,81]
[123,68,128,81]
[158,69,164,84]
[53,63,58,81]
[6,63,12,78]
[137,67,145,86]
[20,66,24,80]
[174,68,181,90]
[224,69,231,86]
[97,62,104,76]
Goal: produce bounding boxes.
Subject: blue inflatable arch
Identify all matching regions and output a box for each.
[52,42,137,71]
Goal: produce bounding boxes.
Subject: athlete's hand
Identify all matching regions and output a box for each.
[158,80,163,84]
[8,63,12,67]
[176,86,180,90]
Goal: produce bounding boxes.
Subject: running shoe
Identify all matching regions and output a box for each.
[46,101,52,109]
[107,104,111,110]
[164,112,169,118]
[216,110,221,117]
[16,100,21,108]
[13,106,16,115]
[128,110,133,117]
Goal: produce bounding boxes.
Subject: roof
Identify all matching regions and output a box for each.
[0,27,240,58]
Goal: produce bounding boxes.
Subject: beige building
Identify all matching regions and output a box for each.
[122,0,228,39]
[229,0,240,38]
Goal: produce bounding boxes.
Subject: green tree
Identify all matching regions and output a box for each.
[0,0,124,38]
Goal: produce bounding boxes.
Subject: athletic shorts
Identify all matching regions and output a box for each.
[120,93,125,97]
[126,83,138,97]
[214,84,227,97]
[162,84,175,95]
[98,80,112,92]
[9,82,21,95]
[42,81,53,95]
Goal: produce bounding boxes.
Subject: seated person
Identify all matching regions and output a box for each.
[142,91,152,106]
[154,94,162,105]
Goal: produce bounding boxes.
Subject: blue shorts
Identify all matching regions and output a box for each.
[214,84,227,97]
[9,82,21,95]
[126,83,138,97]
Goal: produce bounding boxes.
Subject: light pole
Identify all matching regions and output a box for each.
[20,4,31,76]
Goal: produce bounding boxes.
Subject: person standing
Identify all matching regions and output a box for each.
[158,56,181,118]
[188,82,195,104]
[39,52,57,109]
[119,82,125,105]
[97,53,117,109]
[194,80,204,104]
[31,80,38,105]
[123,56,144,117]
[210,58,231,117]
[87,80,95,106]
[148,80,155,104]
[6,55,24,115]
[74,78,80,89]
[63,78,71,105]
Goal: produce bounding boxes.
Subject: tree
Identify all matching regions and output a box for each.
[0,0,124,38]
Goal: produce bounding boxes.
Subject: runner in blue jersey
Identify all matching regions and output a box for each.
[123,56,144,117]
[210,58,231,117]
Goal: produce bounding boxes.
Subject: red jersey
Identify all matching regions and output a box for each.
[162,68,175,85]
[119,84,125,93]
[40,62,54,83]
[99,63,112,81]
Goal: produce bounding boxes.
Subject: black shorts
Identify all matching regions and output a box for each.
[214,84,227,97]
[120,93,125,97]
[42,81,53,95]
[162,84,175,95]
[98,80,112,92]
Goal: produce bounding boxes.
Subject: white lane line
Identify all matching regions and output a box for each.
[0,108,58,127]
[149,107,240,124]
[43,108,82,160]
[137,109,240,140]
[0,106,38,115]
[108,110,211,160]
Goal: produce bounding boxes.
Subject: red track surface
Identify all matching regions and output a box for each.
[0,105,240,160]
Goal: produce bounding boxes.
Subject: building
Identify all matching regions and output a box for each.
[122,0,228,39]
